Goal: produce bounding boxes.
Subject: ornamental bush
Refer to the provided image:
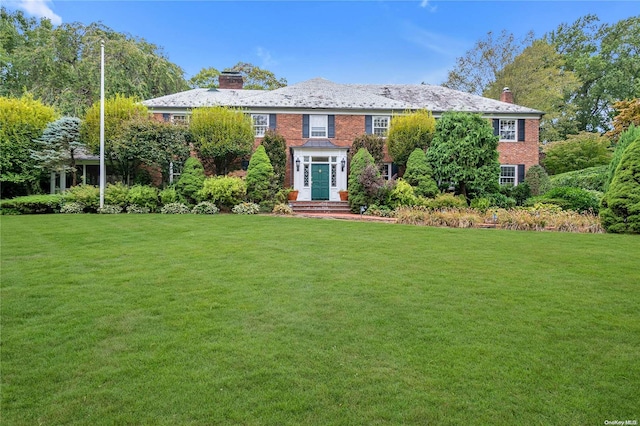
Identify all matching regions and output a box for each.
[348,148,376,212]
[403,148,438,198]
[0,194,63,215]
[542,132,612,175]
[192,201,219,215]
[105,182,130,207]
[425,193,468,209]
[387,109,436,167]
[126,205,150,214]
[64,185,99,212]
[530,187,601,213]
[198,176,246,209]
[176,157,205,204]
[261,131,287,188]
[161,202,191,214]
[524,165,552,196]
[350,134,385,165]
[159,187,180,205]
[600,136,640,233]
[60,202,85,214]
[246,145,275,204]
[98,204,123,214]
[127,185,159,212]
[388,179,418,208]
[272,203,293,215]
[232,202,260,215]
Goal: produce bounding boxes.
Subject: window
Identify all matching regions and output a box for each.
[500,165,516,186]
[310,115,328,138]
[172,114,188,124]
[499,119,516,141]
[373,116,390,137]
[252,114,269,137]
[380,163,392,180]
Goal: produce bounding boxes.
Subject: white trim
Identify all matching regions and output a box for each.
[500,164,518,186]
[309,114,328,138]
[251,113,269,137]
[291,147,348,201]
[498,119,517,142]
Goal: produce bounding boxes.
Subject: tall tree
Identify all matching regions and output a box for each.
[31,116,84,186]
[484,40,581,142]
[188,67,220,89]
[80,94,148,183]
[541,132,612,175]
[606,99,640,143]
[1,7,188,116]
[227,62,287,90]
[442,30,534,95]
[0,94,58,197]
[427,112,500,199]
[547,15,640,132]
[189,106,254,175]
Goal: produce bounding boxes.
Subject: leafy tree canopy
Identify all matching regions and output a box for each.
[386,109,436,167]
[0,94,58,197]
[189,106,254,175]
[188,62,287,90]
[0,7,188,116]
[541,131,612,175]
[606,99,640,143]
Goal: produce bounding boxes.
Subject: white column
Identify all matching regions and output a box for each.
[60,171,67,192]
[50,172,56,194]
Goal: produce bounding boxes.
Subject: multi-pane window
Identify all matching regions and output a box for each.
[172,114,188,124]
[500,165,516,186]
[303,164,310,187]
[499,119,516,141]
[380,163,392,180]
[310,115,328,138]
[373,116,390,137]
[252,114,269,137]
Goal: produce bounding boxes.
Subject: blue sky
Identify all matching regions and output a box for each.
[6,1,638,85]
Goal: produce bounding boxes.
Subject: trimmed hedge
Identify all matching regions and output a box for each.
[0,194,64,215]
[550,165,608,192]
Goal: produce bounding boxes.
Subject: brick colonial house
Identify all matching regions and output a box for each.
[143,72,542,202]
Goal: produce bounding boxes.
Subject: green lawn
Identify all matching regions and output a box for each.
[1,215,639,425]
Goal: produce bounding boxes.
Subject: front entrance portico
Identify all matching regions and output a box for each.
[291,140,348,202]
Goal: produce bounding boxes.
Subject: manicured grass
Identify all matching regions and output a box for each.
[1,215,639,425]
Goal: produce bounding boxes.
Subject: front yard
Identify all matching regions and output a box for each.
[1,215,638,424]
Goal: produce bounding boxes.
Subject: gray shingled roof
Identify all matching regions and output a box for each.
[143,78,542,115]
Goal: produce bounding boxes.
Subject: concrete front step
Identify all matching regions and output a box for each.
[290,201,351,214]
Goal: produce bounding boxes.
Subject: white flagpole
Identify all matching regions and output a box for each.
[99,40,105,209]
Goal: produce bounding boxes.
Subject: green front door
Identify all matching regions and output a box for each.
[311,164,330,200]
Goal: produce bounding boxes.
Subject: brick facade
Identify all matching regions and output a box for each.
[497,118,540,172]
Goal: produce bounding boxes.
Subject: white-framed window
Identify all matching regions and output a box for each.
[499,119,517,141]
[380,163,393,180]
[373,116,390,137]
[500,165,517,186]
[252,114,269,137]
[171,114,189,124]
[310,115,328,138]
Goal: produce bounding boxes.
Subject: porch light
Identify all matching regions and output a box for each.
[296,157,301,171]
[341,157,346,171]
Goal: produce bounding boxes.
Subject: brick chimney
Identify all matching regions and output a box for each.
[500,87,513,104]
[219,71,244,90]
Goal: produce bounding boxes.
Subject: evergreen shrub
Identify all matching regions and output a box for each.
[246,145,275,204]
[389,180,418,208]
[348,148,376,212]
[261,131,287,188]
[530,187,601,213]
[524,165,551,196]
[159,187,179,205]
[176,157,205,204]
[350,134,385,165]
[606,124,640,190]
[600,136,640,233]
[403,148,438,198]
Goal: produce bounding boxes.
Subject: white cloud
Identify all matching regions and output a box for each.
[13,0,62,25]
[402,21,465,57]
[256,46,277,68]
[419,0,437,13]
